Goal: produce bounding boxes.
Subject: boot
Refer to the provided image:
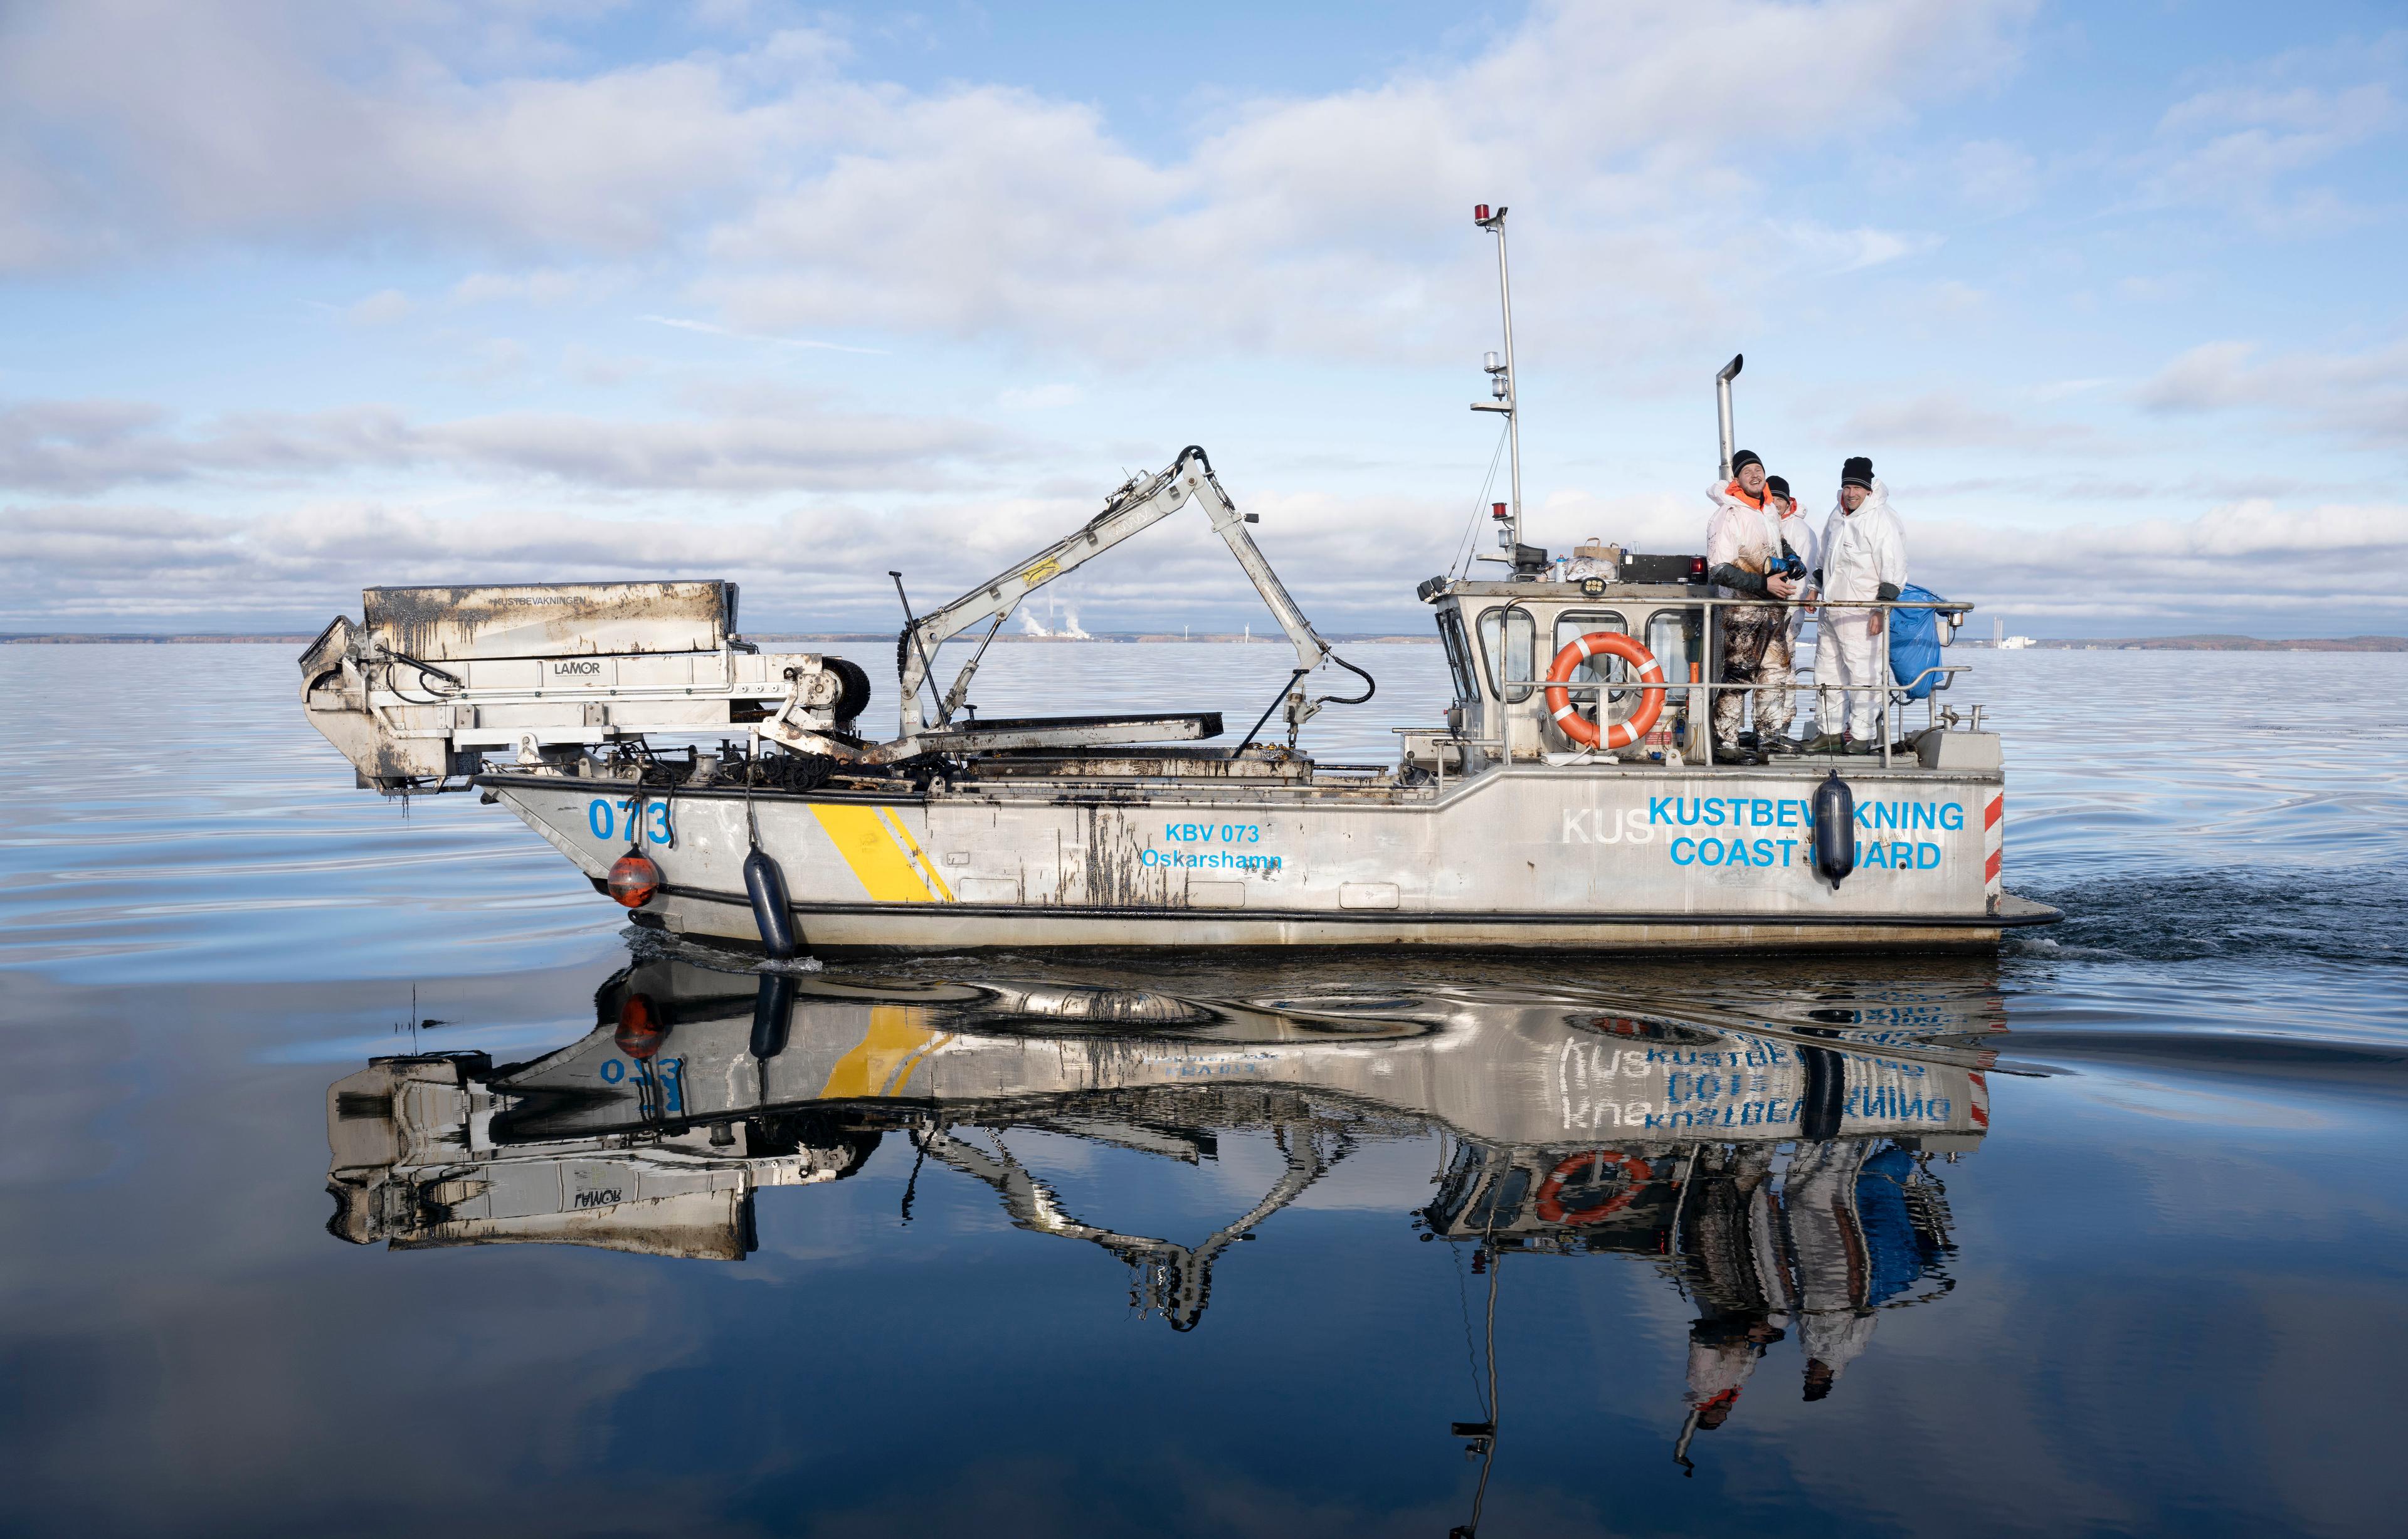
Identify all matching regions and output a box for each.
[1803,732,1845,754]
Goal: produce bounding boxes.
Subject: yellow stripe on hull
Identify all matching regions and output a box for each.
[809,804,944,903]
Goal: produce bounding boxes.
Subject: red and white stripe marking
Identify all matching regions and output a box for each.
[1982,792,2004,903]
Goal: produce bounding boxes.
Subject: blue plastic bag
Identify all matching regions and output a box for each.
[1888,584,1946,701]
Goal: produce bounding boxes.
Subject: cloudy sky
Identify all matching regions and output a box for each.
[3,0,2404,637]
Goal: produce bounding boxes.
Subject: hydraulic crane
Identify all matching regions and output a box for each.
[892,444,1356,754]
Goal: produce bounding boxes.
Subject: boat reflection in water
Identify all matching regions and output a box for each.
[327,949,1998,1497]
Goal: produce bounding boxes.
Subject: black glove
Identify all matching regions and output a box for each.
[1708,563,1768,597]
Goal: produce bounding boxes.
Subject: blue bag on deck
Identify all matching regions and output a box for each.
[1888,584,1946,701]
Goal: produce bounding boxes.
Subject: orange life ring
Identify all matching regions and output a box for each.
[1543,632,1665,750]
[1534,1149,1653,1225]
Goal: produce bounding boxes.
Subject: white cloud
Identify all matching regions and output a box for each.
[0,3,838,263]
[458,337,529,382]
[9,0,2397,641]
[998,384,1080,411]
[1950,139,2040,214]
[9,485,2400,635]
[1909,499,2408,621]
[559,345,649,387]
[0,0,2025,368]
[1834,391,2113,452]
[452,266,634,307]
[0,394,1009,495]
[699,1,2013,362]
[344,288,411,325]
[2136,338,2408,447]
[638,313,887,354]
[2140,78,2403,233]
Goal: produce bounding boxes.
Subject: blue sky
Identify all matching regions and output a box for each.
[4,0,2404,636]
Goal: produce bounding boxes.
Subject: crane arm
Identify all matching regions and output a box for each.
[898,446,1333,739]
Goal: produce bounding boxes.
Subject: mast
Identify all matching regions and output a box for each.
[1472,204,1522,552]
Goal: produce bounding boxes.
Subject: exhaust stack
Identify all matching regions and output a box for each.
[1714,354,1744,481]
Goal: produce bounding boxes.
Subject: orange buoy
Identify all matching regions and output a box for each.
[608,851,660,908]
[1543,631,1665,750]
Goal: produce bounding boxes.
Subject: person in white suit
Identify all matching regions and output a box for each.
[1809,456,1908,754]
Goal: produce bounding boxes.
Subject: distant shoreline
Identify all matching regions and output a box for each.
[4,631,2400,651]
[1963,635,2407,653]
[0,631,1442,646]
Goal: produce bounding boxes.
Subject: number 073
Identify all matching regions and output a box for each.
[586,798,673,843]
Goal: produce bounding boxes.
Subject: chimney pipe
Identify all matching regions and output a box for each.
[1714,354,1744,481]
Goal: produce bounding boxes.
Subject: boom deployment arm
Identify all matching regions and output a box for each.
[898,446,1335,742]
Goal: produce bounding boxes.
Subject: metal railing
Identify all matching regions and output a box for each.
[1484,594,1977,770]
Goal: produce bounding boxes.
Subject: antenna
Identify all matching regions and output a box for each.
[1471,204,1523,552]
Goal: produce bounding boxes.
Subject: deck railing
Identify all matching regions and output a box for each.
[1485,594,1979,770]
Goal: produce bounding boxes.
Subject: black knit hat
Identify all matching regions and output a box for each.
[1840,456,1874,490]
[1731,448,1763,475]
[1765,475,1792,500]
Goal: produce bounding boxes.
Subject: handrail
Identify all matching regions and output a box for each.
[1474,596,1977,769]
[1486,591,1973,612]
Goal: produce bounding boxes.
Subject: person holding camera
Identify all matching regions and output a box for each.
[1704,449,1801,763]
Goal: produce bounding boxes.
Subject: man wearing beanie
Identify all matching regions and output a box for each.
[1703,449,1800,763]
[1765,475,1820,742]
[1807,456,1908,754]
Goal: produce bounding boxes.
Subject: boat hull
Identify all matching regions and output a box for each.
[484,759,2050,952]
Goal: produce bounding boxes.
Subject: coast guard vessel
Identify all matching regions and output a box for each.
[297,207,2056,952]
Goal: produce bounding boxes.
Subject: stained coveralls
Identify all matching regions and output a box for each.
[1816,480,1909,742]
[1706,480,1796,749]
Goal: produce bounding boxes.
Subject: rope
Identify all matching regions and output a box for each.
[1450,423,1512,578]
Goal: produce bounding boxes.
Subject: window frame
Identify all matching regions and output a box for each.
[1549,609,1636,722]
[1435,607,1481,707]
[1476,604,1539,703]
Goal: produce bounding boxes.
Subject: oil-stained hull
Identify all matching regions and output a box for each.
[484,759,2044,952]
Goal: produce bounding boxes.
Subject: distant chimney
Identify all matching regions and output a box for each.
[1993,616,2004,647]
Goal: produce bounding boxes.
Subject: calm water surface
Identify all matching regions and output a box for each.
[3,642,2405,1536]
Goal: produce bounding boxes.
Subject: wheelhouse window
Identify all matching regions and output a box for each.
[1476,606,1537,702]
[1550,610,1634,721]
[1436,609,1481,706]
[1644,608,1699,692]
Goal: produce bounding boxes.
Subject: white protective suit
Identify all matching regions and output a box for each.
[1816,480,1908,741]
[1704,481,1783,600]
[1778,503,1822,730]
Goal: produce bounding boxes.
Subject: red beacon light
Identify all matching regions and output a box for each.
[1687,556,1708,582]
[1491,502,1509,522]
[1474,203,1489,223]
[608,850,660,908]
